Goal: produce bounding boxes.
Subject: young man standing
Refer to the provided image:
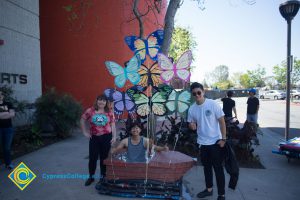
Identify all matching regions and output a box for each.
[221,90,237,120]
[247,88,259,124]
[188,82,226,200]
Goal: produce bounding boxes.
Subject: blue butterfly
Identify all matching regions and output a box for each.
[166,90,191,114]
[105,55,141,88]
[124,30,164,63]
[104,88,136,116]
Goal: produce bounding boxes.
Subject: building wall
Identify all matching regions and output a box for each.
[0,0,41,103]
[40,0,166,108]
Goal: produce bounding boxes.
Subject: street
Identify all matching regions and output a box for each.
[221,97,300,139]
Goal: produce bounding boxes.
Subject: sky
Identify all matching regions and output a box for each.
[175,0,300,83]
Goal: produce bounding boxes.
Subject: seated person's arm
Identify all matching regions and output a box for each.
[111,138,127,155]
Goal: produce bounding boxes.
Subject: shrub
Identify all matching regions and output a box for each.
[34,88,82,138]
[0,85,28,114]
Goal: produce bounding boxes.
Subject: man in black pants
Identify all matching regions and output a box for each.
[188,82,226,200]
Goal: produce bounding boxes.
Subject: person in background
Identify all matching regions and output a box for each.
[0,89,15,170]
[188,82,226,200]
[111,122,168,163]
[221,90,237,120]
[247,88,259,124]
[80,94,116,186]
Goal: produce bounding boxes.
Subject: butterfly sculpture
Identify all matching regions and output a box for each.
[166,90,191,114]
[138,62,162,87]
[105,55,141,88]
[125,30,164,63]
[104,88,136,116]
[131,90,168,117]
[158,50,192,83]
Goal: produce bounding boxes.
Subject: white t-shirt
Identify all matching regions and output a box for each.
[187,99,224,145]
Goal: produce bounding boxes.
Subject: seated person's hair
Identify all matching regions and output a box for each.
[129,122,143,133]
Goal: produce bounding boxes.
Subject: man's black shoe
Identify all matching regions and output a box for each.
[84,177,94,186]
[197,189,213,198]
[217,195,225,200]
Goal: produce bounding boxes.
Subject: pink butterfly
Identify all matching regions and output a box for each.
[158,50,192,83]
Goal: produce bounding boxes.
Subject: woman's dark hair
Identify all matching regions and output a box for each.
[94,94,110,112]
[227,90,233,97]
[190,82,204,91]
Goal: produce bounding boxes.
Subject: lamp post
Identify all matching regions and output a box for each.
[279,0,300,141]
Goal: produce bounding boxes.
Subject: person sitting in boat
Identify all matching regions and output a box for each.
[111,122,169,163]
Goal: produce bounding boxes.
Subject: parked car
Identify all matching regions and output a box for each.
[259,90,286,100]
[291,90,300,99]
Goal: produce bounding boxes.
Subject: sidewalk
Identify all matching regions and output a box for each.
[0,127,299,200]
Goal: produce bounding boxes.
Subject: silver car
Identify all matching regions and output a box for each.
[259,90,286,100]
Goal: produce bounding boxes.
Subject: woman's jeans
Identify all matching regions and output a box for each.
[0,127,14,166]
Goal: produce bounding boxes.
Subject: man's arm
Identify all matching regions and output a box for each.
[111,139,127,155]
[0,108,15,119]
[233,107,237,118]
[218,116,226,140]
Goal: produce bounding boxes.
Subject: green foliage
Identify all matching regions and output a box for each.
[34,88,82,138]
[169,26,197,62]
[247,66,266,87]
[21,124,43,147]
[157,116,198,157]
[273,58,300,88]
[0,85,28,114]
[213,80,233,90]
[238,67,266,88]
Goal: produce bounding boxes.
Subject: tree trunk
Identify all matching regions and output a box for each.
[161,0,181,55]
[133,0,144,38]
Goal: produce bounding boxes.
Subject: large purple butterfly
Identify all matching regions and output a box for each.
[104,88,136,116]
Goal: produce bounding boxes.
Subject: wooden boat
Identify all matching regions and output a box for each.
[104,150,195,182]
[97,151,195,199]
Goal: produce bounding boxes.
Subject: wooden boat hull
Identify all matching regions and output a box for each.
[104,151,195,182]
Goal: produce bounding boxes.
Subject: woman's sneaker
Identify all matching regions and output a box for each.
[84,177,94,186]
[197,189,213,198]
[217,195,225,200]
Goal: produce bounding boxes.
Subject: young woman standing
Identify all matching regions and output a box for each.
[80,94,116,186]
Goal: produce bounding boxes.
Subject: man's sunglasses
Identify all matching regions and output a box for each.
[192,91,202,96]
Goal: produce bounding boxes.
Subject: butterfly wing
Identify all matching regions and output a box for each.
[133,93,150,117]
[175,50,193,81]
[158,53,175,83]
[124,93,136,114]
[138,62,162,87]
[126,55,141,85]
[166,90,177,113]
[151,91,167,116]
[147,30,164,61]
[112,90,125,115]
[104,88,115,101]
[177,90,191,113]
[105,61,126,88]
[124,36,147,63]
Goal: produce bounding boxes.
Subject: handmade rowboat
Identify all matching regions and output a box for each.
[97,151,195,199]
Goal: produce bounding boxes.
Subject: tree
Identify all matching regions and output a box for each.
[168,26,197,61]
[273,58,300,88]
[131,0,255,54]
[247,66,266,87]
[230,72,243,88]
[209,65,229,83]
[238,66,266,88]
[239,73,251,88]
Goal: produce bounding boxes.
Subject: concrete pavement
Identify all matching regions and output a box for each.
[0,127,299,200]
